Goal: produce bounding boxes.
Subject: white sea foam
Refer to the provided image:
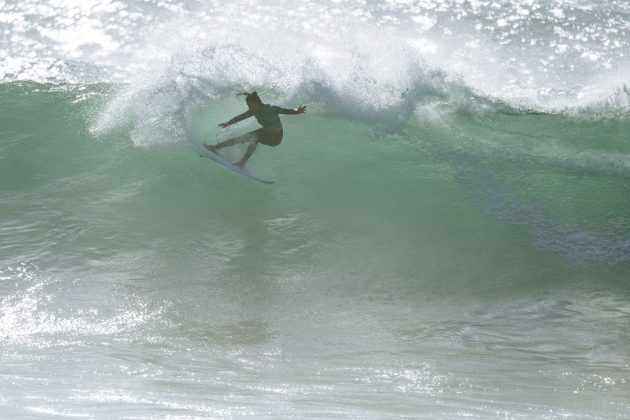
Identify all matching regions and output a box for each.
[2,0,630,109]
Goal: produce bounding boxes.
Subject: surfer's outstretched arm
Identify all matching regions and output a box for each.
[275,105,307,115]
[218,110,253,128]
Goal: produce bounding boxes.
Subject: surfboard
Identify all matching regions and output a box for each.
[192,141,274,185]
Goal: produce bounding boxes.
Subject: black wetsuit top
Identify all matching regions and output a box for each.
[228,104,299,132]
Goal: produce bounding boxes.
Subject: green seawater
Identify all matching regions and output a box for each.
[1,82,629,418]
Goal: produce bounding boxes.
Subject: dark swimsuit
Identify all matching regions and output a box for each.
[227,104,301,147]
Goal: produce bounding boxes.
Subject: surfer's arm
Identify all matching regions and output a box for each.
[219,110,253,128]
[274,105,307,115]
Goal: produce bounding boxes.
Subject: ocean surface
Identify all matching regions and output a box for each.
[1,0,630,418]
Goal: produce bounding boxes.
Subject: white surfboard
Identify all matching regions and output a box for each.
[192,141,274,185]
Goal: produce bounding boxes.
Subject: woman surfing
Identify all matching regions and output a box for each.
[204,92,306,168]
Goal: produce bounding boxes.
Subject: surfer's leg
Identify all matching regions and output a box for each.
[204,129,261,151]
[257,130,283,147]
[234,131,282,168]
[234,141,258,168]
[204,135,247,152]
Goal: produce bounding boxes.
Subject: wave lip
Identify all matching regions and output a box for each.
[3,0,630,110]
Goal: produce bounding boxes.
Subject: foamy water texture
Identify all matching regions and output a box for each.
[1,1,630,419]
[2,0,630,107]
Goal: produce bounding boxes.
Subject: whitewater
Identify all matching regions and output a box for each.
[1,0,629,418]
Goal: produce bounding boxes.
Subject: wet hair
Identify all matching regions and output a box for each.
[237,91,262,106]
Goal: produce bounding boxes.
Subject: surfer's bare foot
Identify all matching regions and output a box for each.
[234,160,246,168]
[203,143,218,152]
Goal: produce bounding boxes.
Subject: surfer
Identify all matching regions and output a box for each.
[204,92,306,168]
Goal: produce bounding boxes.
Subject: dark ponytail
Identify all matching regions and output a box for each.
[237,91,262,105]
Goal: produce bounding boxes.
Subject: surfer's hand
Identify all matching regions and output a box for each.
[218,122,229,128]
[296,105,307,114]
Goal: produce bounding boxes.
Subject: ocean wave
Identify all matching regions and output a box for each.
[3,0,630,110]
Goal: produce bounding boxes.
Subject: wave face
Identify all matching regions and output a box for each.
[2,1,630,418]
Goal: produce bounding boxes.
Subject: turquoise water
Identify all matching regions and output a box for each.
[2,0,630,418]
